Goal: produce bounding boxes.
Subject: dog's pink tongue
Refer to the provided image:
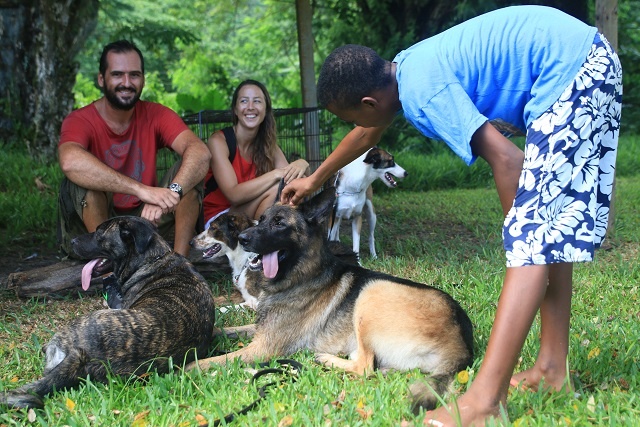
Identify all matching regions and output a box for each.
[81,259,100,291]
[262,251,279,279]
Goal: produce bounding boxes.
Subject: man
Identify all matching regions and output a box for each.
[58,40,210,269]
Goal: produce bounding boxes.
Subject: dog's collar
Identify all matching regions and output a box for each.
[336,189,363,196]
[233,259,251,285]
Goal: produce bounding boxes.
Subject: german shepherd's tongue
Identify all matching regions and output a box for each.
[81,259,100,291]
[262,251,279,279]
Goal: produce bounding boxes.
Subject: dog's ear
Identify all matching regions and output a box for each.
[363,147,381,164]
[121,218,155,253]
[274,178,286,205]
[299,187,336,225]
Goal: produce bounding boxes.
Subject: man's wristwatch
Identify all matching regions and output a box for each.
[168,182,183,199]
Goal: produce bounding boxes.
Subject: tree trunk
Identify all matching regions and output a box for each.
[0,0,98,159]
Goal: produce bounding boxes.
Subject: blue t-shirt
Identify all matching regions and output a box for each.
[393,5,597,165]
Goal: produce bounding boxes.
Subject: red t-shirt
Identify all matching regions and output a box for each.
[59,101,189,211]
[202,147,257,222]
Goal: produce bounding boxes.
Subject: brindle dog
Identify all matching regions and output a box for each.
[186,189,474,411]
[1,216,215,409]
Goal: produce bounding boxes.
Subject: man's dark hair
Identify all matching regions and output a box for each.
[317,44,391,109]
[99,40,145,76]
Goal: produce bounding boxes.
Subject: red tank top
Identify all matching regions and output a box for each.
[202,147,257,222]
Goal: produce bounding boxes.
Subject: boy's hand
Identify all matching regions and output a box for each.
[281,176,317,205]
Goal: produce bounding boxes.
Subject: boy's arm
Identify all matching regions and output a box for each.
[281,125,386,205]
[470,121,524,216]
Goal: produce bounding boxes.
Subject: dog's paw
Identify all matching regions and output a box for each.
[315,352,340,367]
[0,392,44,410]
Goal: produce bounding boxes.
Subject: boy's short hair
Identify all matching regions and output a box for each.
[317,44,391,109]
[99,40,145,76]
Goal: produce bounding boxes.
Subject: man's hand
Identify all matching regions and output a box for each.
[280,176,318,205]
[141,203,165,225]
[137,186,181,224]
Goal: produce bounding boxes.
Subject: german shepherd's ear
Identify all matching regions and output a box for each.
[120,218,155,253]
[274,178,286,205]
[299,187,336,225]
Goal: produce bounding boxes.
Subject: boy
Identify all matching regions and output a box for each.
[282,6,622,426]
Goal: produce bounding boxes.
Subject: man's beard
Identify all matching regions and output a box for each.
[103,85,141,111]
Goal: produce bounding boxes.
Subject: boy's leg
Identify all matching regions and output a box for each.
[512,262,573,391]
[424,265,548,427]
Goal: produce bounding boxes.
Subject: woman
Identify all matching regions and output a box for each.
[202,80,308,228]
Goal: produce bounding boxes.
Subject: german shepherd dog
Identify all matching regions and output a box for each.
[191,213,260,309]
[328,147,407,259]
[186,189,473,411]
[1,217,215,409]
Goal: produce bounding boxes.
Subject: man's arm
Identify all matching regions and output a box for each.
[281,125,386,205]
[166,129,211,193]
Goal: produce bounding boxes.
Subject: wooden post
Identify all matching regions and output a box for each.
[595,0,618,244]
[295,0,321,172]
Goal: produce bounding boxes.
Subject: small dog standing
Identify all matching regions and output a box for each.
[1,217,215,409]
[328,146,407,258]
[191,213,259,309]
[187,189,473,411]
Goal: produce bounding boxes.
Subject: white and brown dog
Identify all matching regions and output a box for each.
[191,213,259,309]
[328,147,407,259]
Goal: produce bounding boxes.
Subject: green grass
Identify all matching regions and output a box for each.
[1,138,640,425]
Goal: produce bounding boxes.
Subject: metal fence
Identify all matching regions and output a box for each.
[158,107,334,174]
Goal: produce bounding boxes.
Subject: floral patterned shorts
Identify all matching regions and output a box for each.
[504,34,623,267]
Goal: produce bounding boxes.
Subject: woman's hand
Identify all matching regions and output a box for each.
[281,159,309,183]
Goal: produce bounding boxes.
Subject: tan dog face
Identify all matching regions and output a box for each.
[191,213,255,260]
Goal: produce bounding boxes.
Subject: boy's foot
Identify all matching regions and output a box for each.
[423,392,503,427]
[510,367,572,393]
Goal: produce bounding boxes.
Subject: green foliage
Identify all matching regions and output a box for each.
[73,73,102,109]
[618,0,640,132]
[0,150,62,249]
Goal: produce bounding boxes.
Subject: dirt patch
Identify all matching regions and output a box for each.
[0,246,63,288]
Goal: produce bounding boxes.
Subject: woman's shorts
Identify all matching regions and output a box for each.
[503,33,623,267]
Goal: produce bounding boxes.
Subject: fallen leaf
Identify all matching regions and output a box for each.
[273,402,286,412]
[331,389,346,407]
[131,410,150,426]
[195,413,208,426]
[587,395,596,413]
[10,377,19,383]
[278,415,294,427]
[27,408,36,422]
[356,407,372,420]
[457,370,470,384]
[134,410,150,420]
[587,347,601,360]
[65,398,75,412]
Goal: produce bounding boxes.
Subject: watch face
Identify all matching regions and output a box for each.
[169,183,182,195]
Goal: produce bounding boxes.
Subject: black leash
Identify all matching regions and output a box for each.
[209,358,303,426]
